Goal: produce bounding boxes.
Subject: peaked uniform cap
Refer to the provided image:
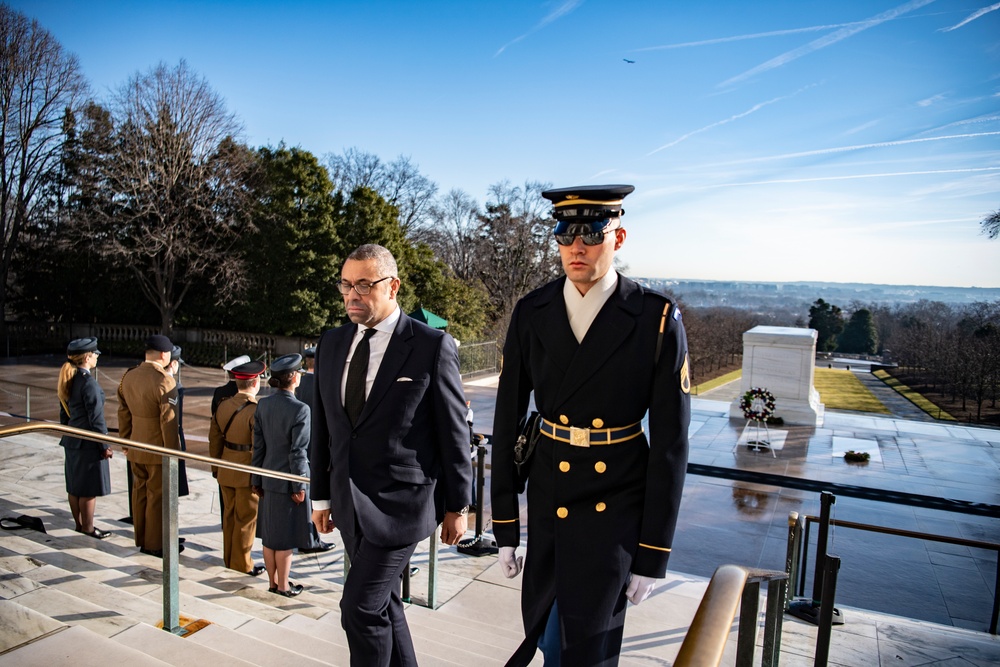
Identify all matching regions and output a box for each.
[303,346,316,359]
[223,355,252,371]
[67,338,100,355]
[270,353,303,373]
[170,345,183,363]
[231,360,266,380]
[542,184,635,223]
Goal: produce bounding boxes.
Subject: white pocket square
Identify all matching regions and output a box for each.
[396,377,413,382]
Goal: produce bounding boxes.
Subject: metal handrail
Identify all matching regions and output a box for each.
[673,565,748,667]
[0,421,309,484]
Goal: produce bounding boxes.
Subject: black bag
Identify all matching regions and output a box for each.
[514,411,542,493]
[0,514,47,534]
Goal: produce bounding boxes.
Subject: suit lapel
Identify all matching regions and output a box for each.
[323,326,353,419]
[356,312,413,425]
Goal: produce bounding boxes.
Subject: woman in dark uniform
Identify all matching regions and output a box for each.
[57,337,113,539]
[252,353,311,597]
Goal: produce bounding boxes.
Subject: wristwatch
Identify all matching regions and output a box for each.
[453,506,470,516]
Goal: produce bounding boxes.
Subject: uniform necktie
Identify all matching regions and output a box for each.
[345,328,376,426]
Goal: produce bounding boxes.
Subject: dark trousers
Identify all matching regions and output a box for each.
[340,528,418,667]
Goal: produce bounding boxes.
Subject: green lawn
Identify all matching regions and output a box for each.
[692,369,742,395]
[814,368,891,414]
[872,370,955,421]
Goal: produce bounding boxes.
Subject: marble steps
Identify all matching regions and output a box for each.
[111,621,257,667]
[280,610,508,666]
[2,622,172,666]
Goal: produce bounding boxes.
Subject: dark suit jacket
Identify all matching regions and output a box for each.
[59,369,109,451]
[252,390,311,494]
[309,311,472,547]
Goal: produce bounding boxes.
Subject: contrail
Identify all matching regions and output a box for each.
[635,21,872,51]
[648,86,815,155]
[719,0,937,88]
[709,131,1000,166]
[940,2,1000,31]
[702,166,1000,189]
[495,0,583,57]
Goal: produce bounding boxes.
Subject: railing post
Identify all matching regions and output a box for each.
[162,454,181,633]
[428,528,438,609]
[814,555,841,667]
[785,511,801,610]
[991,555,999,635]
[736,578,760,667]
[812,491,835,604]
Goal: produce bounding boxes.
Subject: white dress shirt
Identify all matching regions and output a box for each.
[563,269,619,343]
[314,306,402,511]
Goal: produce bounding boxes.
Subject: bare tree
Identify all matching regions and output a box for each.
[421,188,481,282]
[326,148,437,235]
[476,180,559,340]
[0,4,87,336]
[981,208,1000,240]
[86,61,257,334]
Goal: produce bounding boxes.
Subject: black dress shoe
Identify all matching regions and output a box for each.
[299,541,335,554]
[83,528,111,539]
[248,564,266,577]
[268,586,277,593]
[140,543,185,558]
[274,583,303,597]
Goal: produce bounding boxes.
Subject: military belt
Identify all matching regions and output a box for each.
[539,418,643,447]
[224,441,252,452]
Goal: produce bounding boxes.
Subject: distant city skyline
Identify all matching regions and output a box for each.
[11,1,1000,288]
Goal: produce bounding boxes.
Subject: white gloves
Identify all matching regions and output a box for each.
[499,546,523,579]
[626,573,658,605]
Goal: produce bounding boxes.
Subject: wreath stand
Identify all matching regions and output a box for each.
[736,387,777,458]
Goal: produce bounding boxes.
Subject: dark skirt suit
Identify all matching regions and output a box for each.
[252,391,313,550]
[59,369,111,497]
[491,275,691,666]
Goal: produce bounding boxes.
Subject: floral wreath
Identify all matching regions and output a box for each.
[740,387,776,422]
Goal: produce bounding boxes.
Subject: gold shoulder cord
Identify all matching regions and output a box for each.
[654,302,670,364]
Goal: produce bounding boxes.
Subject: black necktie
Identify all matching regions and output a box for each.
[345,328,376,426]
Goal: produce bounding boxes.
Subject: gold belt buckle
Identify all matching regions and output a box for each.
[569,426,590,447]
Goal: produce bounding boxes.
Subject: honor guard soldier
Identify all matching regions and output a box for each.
[210,359,266,575]
[118,334,182,557]
[490,184,691,665]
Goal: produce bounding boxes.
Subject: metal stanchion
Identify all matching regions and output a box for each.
[458,436,498,557]
[25,387,30,422]
[789,492,844,625]
[814,555,842,667]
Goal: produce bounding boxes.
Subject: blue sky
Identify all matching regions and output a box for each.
[13,0,1000,287]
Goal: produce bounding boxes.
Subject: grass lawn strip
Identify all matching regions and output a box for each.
[872,370,955,421]
[693,369,742,395]
[814,368,891,414]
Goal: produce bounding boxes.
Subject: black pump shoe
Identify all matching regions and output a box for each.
[274,583,303,597]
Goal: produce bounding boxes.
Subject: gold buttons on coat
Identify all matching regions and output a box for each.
[596,502,607,512]
[559,415,569,425]
[557,507,568,518]
[592,418,604,428]
[595,461,607,473]
[559,461,570,472]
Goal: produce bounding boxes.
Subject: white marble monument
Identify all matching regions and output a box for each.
[729,326,824,426]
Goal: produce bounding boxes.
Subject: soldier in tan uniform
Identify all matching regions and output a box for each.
[117,334,180,557]
[210,359,265,575]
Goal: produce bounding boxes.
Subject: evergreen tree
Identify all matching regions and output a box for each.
[808,298,844,352]
[838,308,879,354]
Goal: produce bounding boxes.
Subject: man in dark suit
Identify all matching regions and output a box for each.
[491,185,691,665]
[310,243,472,666]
